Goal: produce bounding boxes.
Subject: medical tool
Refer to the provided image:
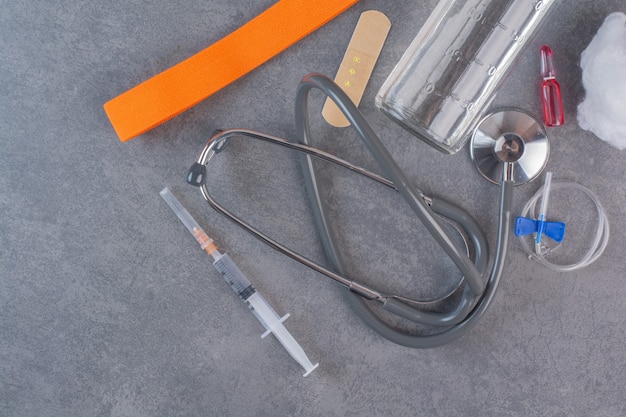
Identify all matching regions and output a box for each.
[186,73,550,348]
[375,0,559,154]
[515,172,566,245]
[469,109,549,185]
[540,46,564,127]
[517,180,610,272]
[160,188,319,376]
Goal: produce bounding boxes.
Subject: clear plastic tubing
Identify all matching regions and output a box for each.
[535,171,552,245]
[376,0,559,154]
[518,181,610,272]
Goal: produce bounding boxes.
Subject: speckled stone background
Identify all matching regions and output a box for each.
[2,1,625,416]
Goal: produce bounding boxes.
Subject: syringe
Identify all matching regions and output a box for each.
[160,188,319,377]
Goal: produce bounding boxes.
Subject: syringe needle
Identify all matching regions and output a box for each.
[160,188,221,260]
[160,187,318,376]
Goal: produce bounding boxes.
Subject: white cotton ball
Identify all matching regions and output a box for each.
[577,12,626,150]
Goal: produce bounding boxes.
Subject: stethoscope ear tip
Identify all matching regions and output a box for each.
[187,162,207,187]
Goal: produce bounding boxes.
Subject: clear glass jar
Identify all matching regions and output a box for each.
[376,0,558,154]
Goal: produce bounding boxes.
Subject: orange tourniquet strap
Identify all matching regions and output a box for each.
[104,0,360,142]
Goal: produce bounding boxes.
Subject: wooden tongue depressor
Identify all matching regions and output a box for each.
[321,10,391,128]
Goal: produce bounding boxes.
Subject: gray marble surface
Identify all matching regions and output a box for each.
[2,1,625,416]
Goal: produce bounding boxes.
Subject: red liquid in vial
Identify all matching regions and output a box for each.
[542,79,564,126]
[540,46,564,127]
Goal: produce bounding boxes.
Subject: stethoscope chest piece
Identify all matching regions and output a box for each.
[470,109,550,185]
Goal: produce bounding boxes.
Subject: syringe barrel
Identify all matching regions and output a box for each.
[246,292,281,332]
[212,253,256,300]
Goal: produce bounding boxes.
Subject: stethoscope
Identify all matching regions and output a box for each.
[187,73,549,348]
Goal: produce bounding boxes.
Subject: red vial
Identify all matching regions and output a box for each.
[540,45,564,126]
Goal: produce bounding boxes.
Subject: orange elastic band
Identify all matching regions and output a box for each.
[103,0,360,142]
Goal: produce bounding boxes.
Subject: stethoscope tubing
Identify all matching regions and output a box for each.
[190,73,513,347]
[292,73,512,347]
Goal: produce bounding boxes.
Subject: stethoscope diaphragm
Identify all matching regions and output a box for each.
[470,109,550,185]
